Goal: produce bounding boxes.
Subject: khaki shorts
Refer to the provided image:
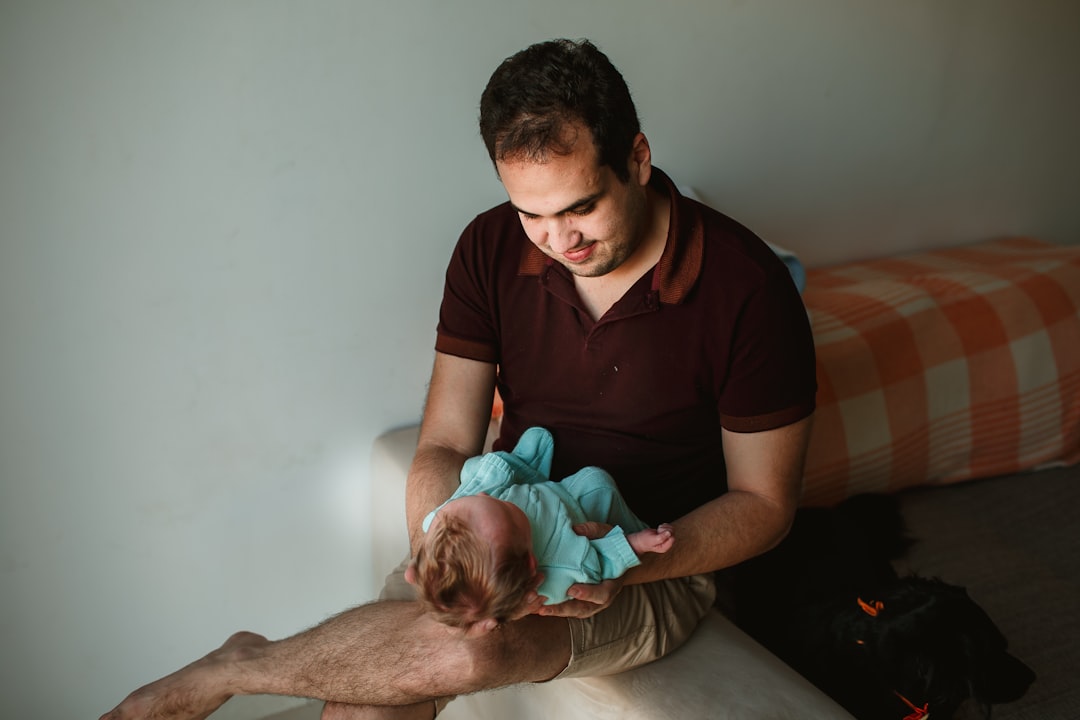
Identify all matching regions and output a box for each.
[380,559,716,680]
[556,571,716,678]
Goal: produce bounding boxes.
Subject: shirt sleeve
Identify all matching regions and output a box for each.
[717,246,817,432]
[434,215,501,364]
[588,528,642,579]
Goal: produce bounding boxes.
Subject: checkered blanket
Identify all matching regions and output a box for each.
[801,237,1080,506]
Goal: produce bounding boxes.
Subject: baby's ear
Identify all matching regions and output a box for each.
[404,560,418,586]
[465,618,500,637]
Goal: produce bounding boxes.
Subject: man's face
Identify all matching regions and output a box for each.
[496,126,650,278]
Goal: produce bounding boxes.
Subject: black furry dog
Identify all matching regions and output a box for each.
[733,494,1035,719]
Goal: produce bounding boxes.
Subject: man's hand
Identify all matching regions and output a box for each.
[461,572,547,637]
[536,577,625,618]
[506,572,548,622]
[535,521,625,619]
[571,521,613,539]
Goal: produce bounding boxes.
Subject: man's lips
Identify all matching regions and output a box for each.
[562,243,596,263]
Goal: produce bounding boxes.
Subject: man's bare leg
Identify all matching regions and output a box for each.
[100,600,570,720]
[98,631,268,720]
[321,701,436,720]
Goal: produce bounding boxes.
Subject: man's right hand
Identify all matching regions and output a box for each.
[465,573,546,637]
[507,570,548,621]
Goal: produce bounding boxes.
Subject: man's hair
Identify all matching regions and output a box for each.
[479,38,641,182]
[414,512,536,629]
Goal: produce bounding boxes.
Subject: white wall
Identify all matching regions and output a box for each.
[1,2,1077,718]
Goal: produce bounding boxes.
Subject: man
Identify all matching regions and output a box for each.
[101,38,815,720]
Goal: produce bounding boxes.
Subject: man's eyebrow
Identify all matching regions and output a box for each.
[511,191,603,217]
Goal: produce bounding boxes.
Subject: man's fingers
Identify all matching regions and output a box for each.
[515,593,546,619]
[572,521,614,539]
[536,599,605,619]
[535,577,625,619]
[567,581,613,604]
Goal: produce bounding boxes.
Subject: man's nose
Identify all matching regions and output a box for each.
[545,217,580,253]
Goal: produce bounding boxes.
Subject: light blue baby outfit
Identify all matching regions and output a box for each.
[422,427,650,604]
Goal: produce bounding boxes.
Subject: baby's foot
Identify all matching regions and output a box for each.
[628,523,674,556]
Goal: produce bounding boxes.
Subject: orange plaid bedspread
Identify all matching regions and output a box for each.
[801,237,1080,506]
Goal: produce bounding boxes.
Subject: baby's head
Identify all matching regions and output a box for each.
[408,494,538,633]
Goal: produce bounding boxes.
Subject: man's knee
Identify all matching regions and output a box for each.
[322,702,368,720]
[321,701,435,720]
[461,617,571,688]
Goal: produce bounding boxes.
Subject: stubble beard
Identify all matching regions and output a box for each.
[569,195,649,278]
[561,241,635,278]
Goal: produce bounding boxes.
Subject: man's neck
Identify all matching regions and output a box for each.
[574,186,670,321]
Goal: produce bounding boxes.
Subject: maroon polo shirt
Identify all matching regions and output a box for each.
[435,168,816,526]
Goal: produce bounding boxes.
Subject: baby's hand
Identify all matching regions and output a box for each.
[627,523,675,556]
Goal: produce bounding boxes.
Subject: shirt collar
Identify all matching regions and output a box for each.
[516,167,704,305]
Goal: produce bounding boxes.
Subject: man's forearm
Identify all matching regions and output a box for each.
[624,416,812,585]
[405,353,497,553]
[624,488,795,585]
[405,443,469,554]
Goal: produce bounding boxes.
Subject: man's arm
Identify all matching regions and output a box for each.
[630,414,813,581]
[545,414,813,616]
[405,352,497,554]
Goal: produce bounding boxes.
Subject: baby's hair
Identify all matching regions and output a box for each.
[414,511,535,629]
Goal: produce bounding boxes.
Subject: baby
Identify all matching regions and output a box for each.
[406,426,674,633]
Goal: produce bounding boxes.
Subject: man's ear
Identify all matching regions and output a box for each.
[629,132,652,187]
[404,560,418,586]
